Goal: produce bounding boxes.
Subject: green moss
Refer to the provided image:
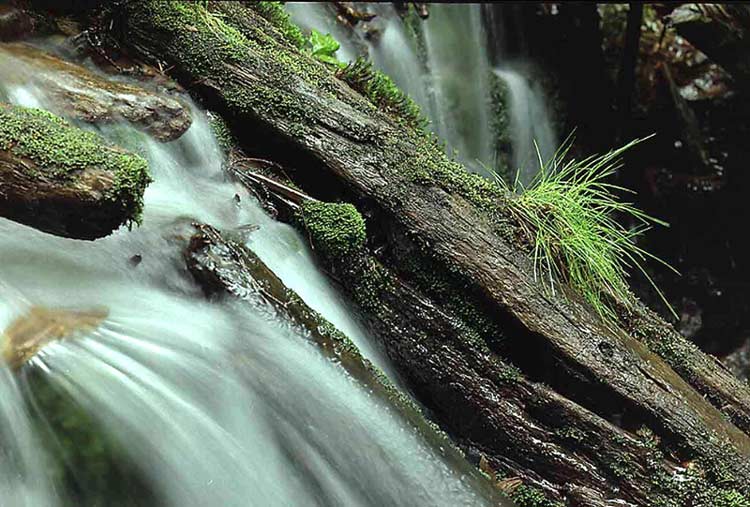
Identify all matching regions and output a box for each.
[133,1,352,129]
[509,485,564,507]
[338,57,428,129]
[350,257,393,313]
[224,82,309,124]
[617,303,715,400]
[206,111,235,154]
[397,239,501,337]
[136,0,251,80]
[248,1,306,49]
[395,130,512,221]
[301,200,366,259]
[603,427,750,506]
[0,104,150,225]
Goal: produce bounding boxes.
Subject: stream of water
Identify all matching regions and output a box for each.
[287,2,558,182]
[0,39,501,506]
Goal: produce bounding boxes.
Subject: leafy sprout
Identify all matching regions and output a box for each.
[337,57,428,129]
[494,134,678,321]
[308,29,347,68]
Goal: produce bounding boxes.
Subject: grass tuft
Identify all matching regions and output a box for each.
[495,135,677,320]
[337,57,428,129]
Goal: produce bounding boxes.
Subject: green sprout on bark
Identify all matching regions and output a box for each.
[495,135,678,321]
[307,29,346,68]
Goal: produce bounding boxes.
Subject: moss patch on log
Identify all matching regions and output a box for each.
[206,110,235,156]
[338,57,428,129]
[508,485,564,507]
[0,104,150,225]
[248,1,305,49]
[630,428,750,507]
[301,200,366,259]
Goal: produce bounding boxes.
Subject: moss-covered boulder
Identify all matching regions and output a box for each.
[301,200,366,259]
[0,43,191,142]
[0,103,151,239]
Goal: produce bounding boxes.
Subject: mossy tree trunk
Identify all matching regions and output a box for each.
[111,1,750,504]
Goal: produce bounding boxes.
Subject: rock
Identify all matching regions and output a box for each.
[0,103,151,239]
[0,42,191,142]
[2,305,108,369]
[0,5,34,41]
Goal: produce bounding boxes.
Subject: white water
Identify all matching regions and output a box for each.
[287,2,557,182]
[421,4,494,172]
[493,67,558,186]
[0,43,499,506]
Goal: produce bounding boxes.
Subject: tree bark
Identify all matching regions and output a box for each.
[115,1,750,503]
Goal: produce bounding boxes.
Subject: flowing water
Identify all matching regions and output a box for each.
[287,2,558,182]
[492,67,558,186]
[0,41,503,506]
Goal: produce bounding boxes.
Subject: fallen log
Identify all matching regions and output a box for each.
[0,103,150,239]
[115,1,750,503]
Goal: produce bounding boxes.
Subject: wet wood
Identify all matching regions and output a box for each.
[183,223,508,505]
[117,1,750,501]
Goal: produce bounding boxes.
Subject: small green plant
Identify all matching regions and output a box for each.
[495,135,677,320]
[308,29,346,68]
[338,57,427,129]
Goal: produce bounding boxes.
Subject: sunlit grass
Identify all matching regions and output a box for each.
[494,135,678,320]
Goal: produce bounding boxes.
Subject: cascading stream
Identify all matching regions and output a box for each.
[287,2,558,183]
[0,41,498,506]
[492,67,558,186]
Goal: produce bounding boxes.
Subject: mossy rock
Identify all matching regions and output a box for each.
[301,200,366,259]
[0,103,151,239]
[0,43,192,142]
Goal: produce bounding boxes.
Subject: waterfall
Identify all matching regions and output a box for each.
[0,41,500,506]
[421,4,494,173]
[287,2,557,183]
[492,67,558,186]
